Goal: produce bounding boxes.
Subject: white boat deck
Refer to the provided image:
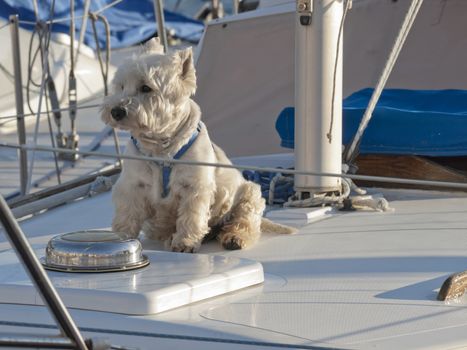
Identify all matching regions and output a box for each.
[1,183,467,349]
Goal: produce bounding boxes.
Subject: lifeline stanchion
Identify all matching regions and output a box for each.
[0,195,89,350]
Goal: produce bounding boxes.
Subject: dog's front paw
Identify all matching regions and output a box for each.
[169,233,200,253]
[218,231,255,250]
[220,234,245,250]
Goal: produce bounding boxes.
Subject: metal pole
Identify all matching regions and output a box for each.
[66,0,79,161]
[9,15,28,196]
[294,0,343,195]
[212,0,220,19]
[0,195,88,350]
[232,0,239,15]
[0,335,75,349]
[31,0,40,19]
[153,0,168,53]
[75,0,91,67]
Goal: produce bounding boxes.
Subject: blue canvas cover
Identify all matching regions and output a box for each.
[276,89,467,156]
[0,0,204,49]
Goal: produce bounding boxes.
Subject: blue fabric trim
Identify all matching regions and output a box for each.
[161,123,202,197]
[130,135,139,148]
[0,0,204,48]
[275,89,467,156]
[131,123,202,198]
[161,166,172,198]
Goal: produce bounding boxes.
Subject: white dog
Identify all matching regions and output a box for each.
[101,38,295,252]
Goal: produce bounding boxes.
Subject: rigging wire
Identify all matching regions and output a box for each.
[6,0,123,192]
[343,0,425,165]
[5,1,123,171]
[0,61,25,86]
[67,0,78,153]
[2,142,467,191]
[89,12,122,164]
[74,0,91,68]
[44,80,62,185]
[25,28,54,193]
[17,0,125,25]
[0,21,10,31]
[24,0,62,190]
[0,103,102,121]
[43,0,62,185]
[93,0,124,15]
[26,25,43,114]
[327,0,351,143]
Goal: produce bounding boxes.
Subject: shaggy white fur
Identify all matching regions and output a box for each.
[101,38,296,252]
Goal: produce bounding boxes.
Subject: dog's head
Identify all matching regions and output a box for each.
[101,38,196,140]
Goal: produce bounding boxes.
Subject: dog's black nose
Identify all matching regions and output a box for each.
[111,106,127,121]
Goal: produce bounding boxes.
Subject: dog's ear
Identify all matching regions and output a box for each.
[143,37,165,54]
[176,47,196,96]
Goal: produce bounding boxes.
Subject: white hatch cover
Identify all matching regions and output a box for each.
[0,249,264,315]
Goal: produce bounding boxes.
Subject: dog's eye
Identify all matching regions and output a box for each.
[140,85,152,93]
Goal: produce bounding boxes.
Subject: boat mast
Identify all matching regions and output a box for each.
[294,0,344,196]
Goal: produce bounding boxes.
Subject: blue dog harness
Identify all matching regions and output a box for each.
[131,122,202,198]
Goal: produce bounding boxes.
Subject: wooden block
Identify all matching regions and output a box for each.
[355,155,467,191]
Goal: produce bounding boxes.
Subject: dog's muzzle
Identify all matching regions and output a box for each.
[111,106,128,121]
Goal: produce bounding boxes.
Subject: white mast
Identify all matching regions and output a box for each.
[294,0,343,196]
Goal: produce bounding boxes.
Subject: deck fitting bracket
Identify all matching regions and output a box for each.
[297,0,312,26]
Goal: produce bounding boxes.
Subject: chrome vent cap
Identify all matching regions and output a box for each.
[41,230,149,272]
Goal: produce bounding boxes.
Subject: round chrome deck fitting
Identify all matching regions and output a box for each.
[41,230,149,272]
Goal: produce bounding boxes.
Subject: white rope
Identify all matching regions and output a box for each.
[344,0,424,164]
[345,178,393,212]
[284,179,351,208]
[327,0,351,143]
[2,142,467,191]
[351,194,392,212]
[283,177,392,211]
